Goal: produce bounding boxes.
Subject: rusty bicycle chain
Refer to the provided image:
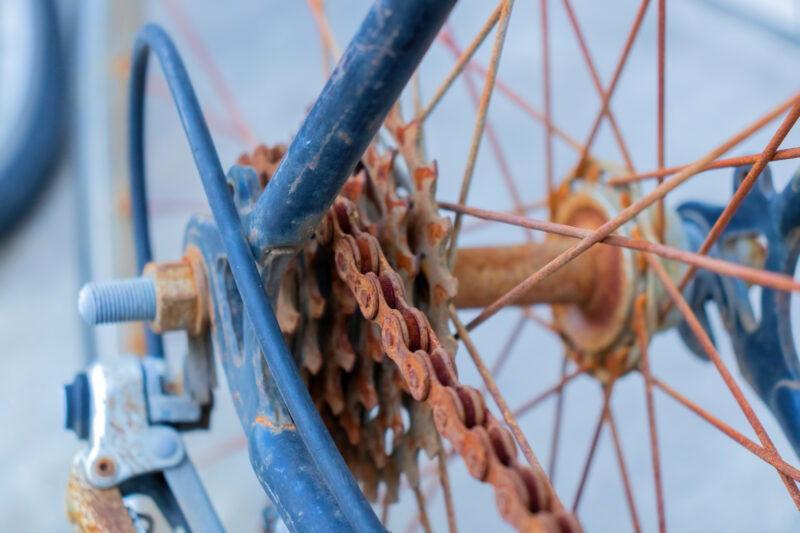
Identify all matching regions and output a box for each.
[323,198,581,533]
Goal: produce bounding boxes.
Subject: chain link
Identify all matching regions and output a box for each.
[325,198,582,533]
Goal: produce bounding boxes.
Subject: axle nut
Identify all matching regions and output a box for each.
[143,259,204,335]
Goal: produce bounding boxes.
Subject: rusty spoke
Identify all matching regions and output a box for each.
[633,296,666,533]
[465,60,584,152]
[435,432,459,533]
[608,146,800,185]
[522,307,561,334]
[439,202,800,294]
[457,90,800,331]
[548,354,569,480]
[161,0,256,147]
[607,410,642,533]
[489,312,529,377]
[441,27,528,223]
[561,0,635,172]
[381,489,391,526]
[449,307,563,508]
[656,0,666,242]
[413,484,434,533]
[462,198,546,234]
[575,0,651,171]
[306,0,342,76]
[513,366,585,419]
[447,0,516,267]
[669,103,800,312]
[650,376,800,482]
[541,0,555,199]
[646,254,800,508]
[573,384,613,511]
[418,2,504,123]
[404,478,439,533]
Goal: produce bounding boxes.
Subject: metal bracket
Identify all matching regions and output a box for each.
[83,355,186,488]
[678,165,800,458]
[67,354,224,532]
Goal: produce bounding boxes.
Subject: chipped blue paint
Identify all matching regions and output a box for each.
[678,165,800,459]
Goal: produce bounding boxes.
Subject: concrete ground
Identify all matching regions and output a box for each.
[2,0,800,531]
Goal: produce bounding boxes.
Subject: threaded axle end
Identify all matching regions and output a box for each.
[78,277,157,325]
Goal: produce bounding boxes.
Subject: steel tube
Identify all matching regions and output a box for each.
[247,0,456,255]
[453,241,598,309]
[129,25,380,532]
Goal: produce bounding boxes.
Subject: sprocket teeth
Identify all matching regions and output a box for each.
[240,124,453,507]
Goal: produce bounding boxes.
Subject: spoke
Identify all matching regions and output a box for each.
[438,202,800,294]
[462,198,546,234]
[573,384,613,511]
[633,296,666,533]
[381,489,391,525]
[161,0,257,147]
[405,478,439,533]
[645,253,800,508]
[449,307,563,510]
[412,484,433,533]
[656,0,666,242]
[306,0,342,76]
[547,354,568,480]
[447,0,516,267]
[440,27,527,220]
[522,307,561,334]
[419,2,504,123]
[651,375,800,482]
[575,0,651,171]
[147,78,241,141]
[412,72,424,117]
[607,410,642,533]
[608,146,800,185]
[435,432,459,533]
[194,434,246,466]
[669,103,800,312]
[460,90,800,331]
[513,366,585,419]
[489,312,529,377]
[560,0,635,172]
[540,0,554,200]
[464,61,583,152]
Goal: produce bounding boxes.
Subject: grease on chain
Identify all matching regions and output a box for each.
[326,199,581,533]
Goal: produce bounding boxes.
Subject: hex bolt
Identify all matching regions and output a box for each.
[78,277,157,325]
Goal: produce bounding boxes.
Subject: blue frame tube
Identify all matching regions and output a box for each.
[247,0,456,255]
[128,24,383,532]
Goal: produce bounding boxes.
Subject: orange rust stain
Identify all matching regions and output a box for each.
[116,189,132,217]
[111,54,131,81]
[253,416,296,432]
[414,165,435,190]
[426,221,447,246]
[396,253,414,274]
[433,284,450,306]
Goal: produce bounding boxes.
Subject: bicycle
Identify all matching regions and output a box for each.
[63,1,800,531]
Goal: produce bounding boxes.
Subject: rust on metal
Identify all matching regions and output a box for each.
[143,256,206,335]
[438,201,800,293]
[549,189,633,358]
[452,241,597,309]
[65,459,136,533]
[463,90,800,333]
[329,196,581,531]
